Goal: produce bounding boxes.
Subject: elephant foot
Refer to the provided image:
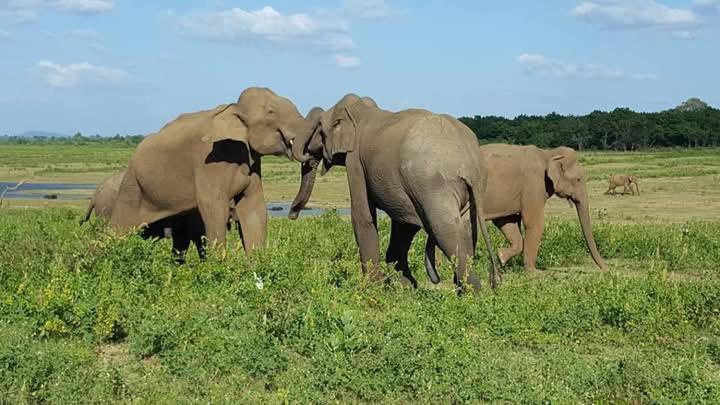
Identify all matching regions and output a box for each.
[525,266,539,274]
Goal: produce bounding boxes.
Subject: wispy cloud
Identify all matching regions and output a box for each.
[694,0,720,15]
[0,0,113,23]
[173,5,362,69]
[343,0,403,19]
[333,53,361,69]
[0,29,11,40]
[33,61,128,88]
[69,28,99,40]
[570,0,700,38]
[517,53,657,80]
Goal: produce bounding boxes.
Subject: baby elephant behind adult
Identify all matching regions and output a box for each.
[479,144,607,272]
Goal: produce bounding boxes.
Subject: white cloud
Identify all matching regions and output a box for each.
[174,6,354,52]
[571,0,698,28]
[51,0,113,14]
[0,0,113,23]
[333,53,361,69]
[34,61,128,88]
[517,53,657,80]
[344,0,401,19]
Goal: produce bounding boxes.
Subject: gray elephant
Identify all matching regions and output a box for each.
[605,174,640,196]
[291,94,499,295]
[476,144,607,272]
[82,170,238,262]
[110,87,315,254]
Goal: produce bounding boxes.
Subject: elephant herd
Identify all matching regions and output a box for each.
[82,87,608,295]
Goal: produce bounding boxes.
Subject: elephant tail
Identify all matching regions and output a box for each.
[80,199,95,225]
[464,177,501,290]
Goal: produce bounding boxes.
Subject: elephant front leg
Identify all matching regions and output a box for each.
[234,179,268,255]
[493,216,523,266]
[347,157,383,282]
[386,221,420,288]
[197,197,230,250]
[521,208,545,273]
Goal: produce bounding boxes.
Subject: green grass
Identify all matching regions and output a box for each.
[2,208,720,403]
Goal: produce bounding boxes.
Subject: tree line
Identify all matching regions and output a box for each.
[2,99,718,151]
[459,98,720,150]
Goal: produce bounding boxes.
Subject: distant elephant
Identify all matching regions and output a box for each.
[82,170,238,262]
[605,174,640,196]
[477,144,607,272]
[291,94,499,295]
[111,87,315,254]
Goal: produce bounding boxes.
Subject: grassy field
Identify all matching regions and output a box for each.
[2,144,719,222]
[1,145,720,402]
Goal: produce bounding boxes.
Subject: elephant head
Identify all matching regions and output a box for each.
[223,87,313,159]
[292,94,377,167]
[289,95,378,220]
[546,147,608,270]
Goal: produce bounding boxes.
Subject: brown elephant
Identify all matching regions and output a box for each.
[605,174,640,195]
[110,87,315,254]
[81,171,125,223]
[476,144,607,272]
[291,94,499,295]
[82,170,238,262]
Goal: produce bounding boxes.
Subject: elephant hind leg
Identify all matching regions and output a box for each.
[493,216,523,266]
[386,221,420,288]
[423,208,479,295]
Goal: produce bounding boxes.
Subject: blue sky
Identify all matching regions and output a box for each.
[1,0,718,135]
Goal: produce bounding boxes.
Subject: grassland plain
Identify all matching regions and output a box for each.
[2,145,720,222]
[1,210,720,403]
[1,145,720,402]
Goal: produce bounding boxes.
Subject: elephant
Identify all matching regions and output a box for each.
[81,170,238,263]
[110,87,315,254]
[475,144,607,273]
[81,171,125,223]
[291,94,500,295]
[605,174,640,196]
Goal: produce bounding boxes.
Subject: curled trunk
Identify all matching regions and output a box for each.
[288,159,319,220]
[575,199,608,270]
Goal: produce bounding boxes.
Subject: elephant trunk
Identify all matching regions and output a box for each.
[292,116,322,163]
[288,159,319,220]
[575,197,608,271]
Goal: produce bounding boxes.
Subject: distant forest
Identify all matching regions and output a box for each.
[460,98,720,150]
[2,98,718,151]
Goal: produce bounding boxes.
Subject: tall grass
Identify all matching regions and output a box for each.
[1,208,720,402]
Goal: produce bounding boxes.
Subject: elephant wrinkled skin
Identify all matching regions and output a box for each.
[291,94,500,295]
[477,144,608,272]
[110,87,314,254]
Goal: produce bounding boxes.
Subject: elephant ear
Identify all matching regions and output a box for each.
[547,147,577,193]
[322,107,357,162]
[202,104,254,167]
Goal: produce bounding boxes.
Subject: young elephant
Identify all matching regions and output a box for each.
[291,94,500,295]
[82,170,239,262]
[605,174,640,196]
[478,144,607,272]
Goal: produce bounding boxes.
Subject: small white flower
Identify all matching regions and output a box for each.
[253,272,264,290]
